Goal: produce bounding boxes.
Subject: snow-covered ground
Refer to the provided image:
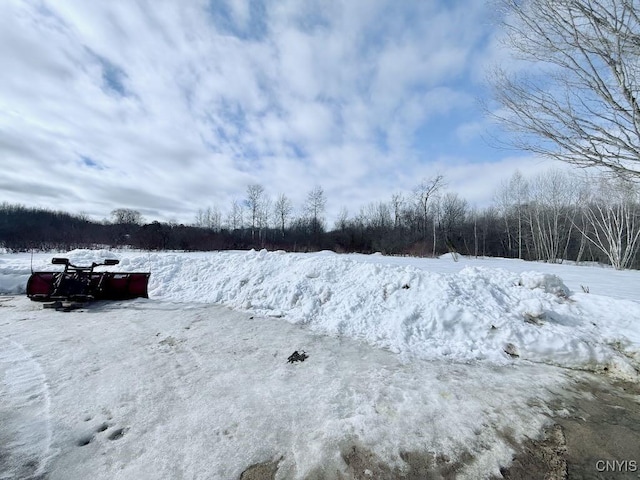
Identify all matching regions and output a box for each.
[1,250,639,479]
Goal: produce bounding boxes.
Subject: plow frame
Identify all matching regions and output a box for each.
[27,257,150,308]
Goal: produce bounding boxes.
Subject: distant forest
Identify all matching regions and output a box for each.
[2,169,640,270]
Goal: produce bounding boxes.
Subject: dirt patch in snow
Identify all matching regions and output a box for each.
[240,458,281,480]
[239,446,470,479]
[340,446,468,480]
[499,375,640,480]
[238,375,640,480]
[498,424,568,480]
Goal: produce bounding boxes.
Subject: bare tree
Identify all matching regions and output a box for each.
[334,206,349,231]
[257,196,271,242]
[495,171,531,258]
[440,192,468,242]
[111,208,142,225]
[305,185,327,237]
[492,0,640,178]
[226,199,244,231]
[413,175,445,238]
[571,180,594,263]
[528,170,577,262]
[576,174,640,269]
[440,192,468,261]
[195,209,206,229]
[273,193,293,237]
[469,206,480,258]
[430,197,441,257]
[360,202,392,230]
[195,206,221,231]
[478,206,500,257]
[510,171,529,259]
[390,193,404,229]
[245,184,265,240]
[494,179,515,256]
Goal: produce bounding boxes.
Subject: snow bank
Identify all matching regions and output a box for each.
[143,249,640,376]
[2,249,639,377]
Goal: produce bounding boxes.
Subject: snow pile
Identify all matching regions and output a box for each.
[517,270,570,297]
[121,250,639,375]
[64,249,120,264]
[0,255,33,293]
[2,249,639,377]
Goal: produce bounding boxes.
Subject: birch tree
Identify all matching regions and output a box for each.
[510,171,529,259]
[226,200,244,231]
[257,196,271,243]
[530,173,559,261]
[528,170,577,262]
[493,0,640,178]
[577,175,640,269]
[195,206,221,231]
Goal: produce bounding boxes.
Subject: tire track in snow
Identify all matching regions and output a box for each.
[0,337,53,479]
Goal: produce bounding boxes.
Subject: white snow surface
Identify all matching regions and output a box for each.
[1,249,639,479]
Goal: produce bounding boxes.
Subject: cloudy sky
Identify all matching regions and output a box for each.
[0,0,560,225]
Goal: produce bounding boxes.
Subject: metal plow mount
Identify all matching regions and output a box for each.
[27,257,150,308]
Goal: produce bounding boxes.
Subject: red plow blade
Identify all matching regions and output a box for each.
[26,257,150,303]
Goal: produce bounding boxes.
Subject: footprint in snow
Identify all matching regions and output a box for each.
[95,422,109,433]
[77,434,94,447]
[107,427,127,441]
[77,415,125,446]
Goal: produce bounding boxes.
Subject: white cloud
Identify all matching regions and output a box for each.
[0,0,565,226]
[456,120,488,144]
[227,0,251,29]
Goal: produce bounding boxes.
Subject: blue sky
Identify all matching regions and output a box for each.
[0,0,561,225]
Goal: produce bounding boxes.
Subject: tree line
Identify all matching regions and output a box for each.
[1,169,639,269]
[4,1,640,268]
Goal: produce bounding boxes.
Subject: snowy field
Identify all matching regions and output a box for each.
[1,249,639,479]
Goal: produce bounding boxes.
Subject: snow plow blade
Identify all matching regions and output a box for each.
[27,258,150,303]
